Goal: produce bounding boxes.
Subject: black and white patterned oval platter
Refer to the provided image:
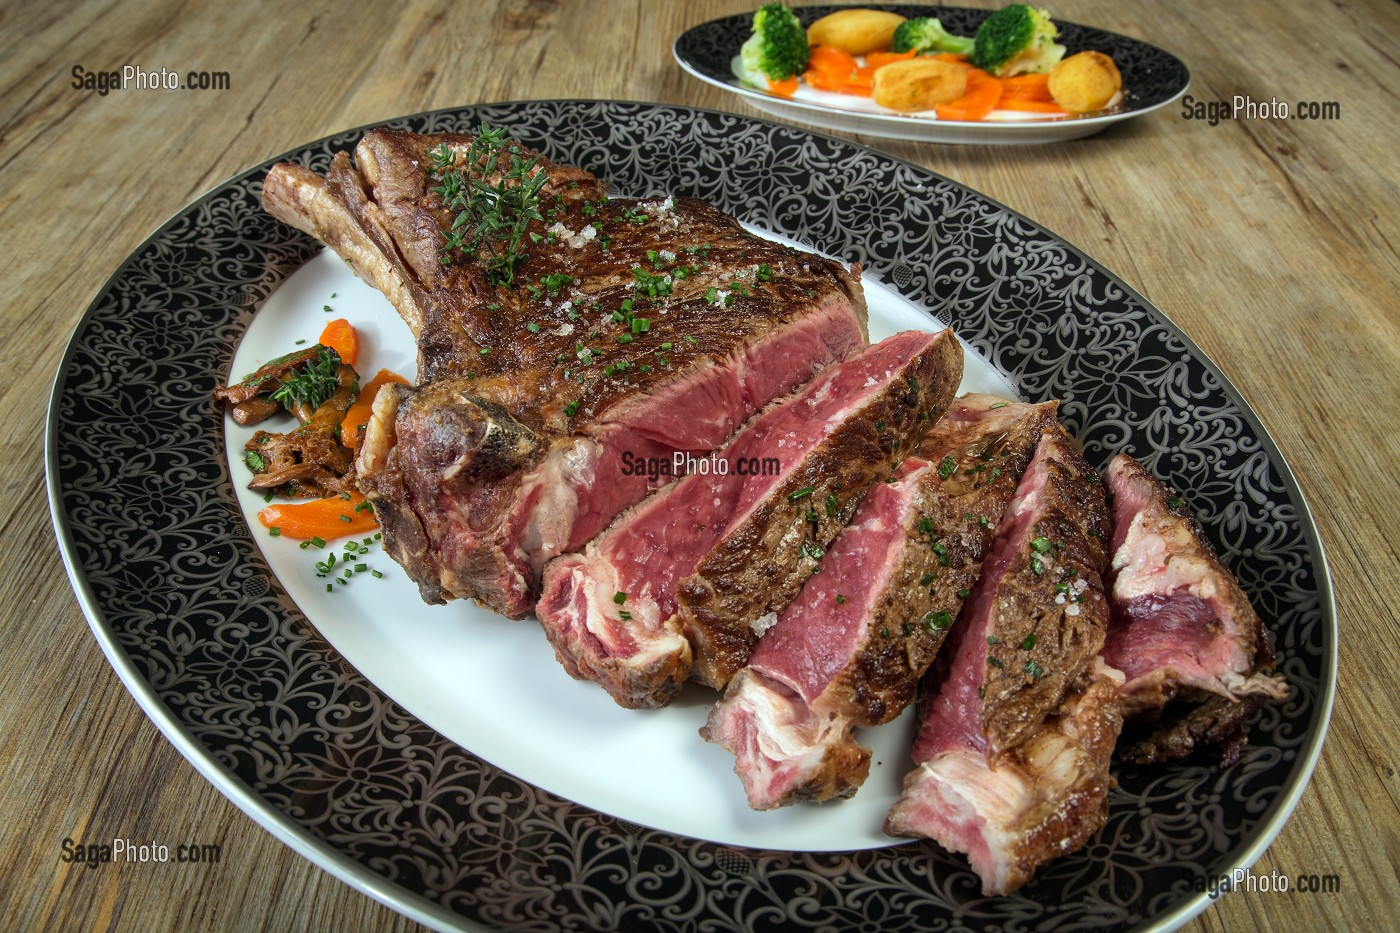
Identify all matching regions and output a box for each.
[674,5,1191,143]
[48,101,1332,932]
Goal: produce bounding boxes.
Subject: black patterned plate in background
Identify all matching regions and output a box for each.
[675,5,1190,143]
[47,101,1332,932]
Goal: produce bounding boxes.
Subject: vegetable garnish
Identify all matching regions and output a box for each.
[319,318,360,366]
[340,368,410,453]
[258,491,379,541]
[735,2,810,86]
[269,346,343,411]
[737,4,1106,121]
[428,124,547,287]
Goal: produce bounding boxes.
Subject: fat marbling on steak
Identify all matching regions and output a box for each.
[1101,454,1288,765]
[262,129,868,617]
[702,395,1059,810]
[885,423,1123,896]
[537,329,963,708]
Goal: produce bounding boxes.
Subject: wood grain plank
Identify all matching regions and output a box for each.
[1,0,1395,930]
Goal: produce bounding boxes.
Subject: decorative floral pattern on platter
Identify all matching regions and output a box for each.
[49,101,1329,932]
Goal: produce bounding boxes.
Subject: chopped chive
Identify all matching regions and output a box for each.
[1030,536,1053,554]
[920,572,937,586]
[565,400,580,417]
[614,591,628,605]
[371,569,383,578]
[1021,633,1038,650]
[836,595,846,605]
[310,536,326,549]
[925,611,953,631]
[789,486,815,501]
[988,656,1004,668]
[268,527,281,537]
[1025,660,1044,678]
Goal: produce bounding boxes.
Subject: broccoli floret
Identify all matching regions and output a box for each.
[890,17,976,56]
[734,2,810,87]
[970,5,1066,77]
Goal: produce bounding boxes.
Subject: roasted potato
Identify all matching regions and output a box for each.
[1047,51,1122,113]
[807,9,907,55]
[872,58,969,112]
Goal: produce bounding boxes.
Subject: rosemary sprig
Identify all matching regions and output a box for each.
[428,125,547,288]
[269,346,342,410]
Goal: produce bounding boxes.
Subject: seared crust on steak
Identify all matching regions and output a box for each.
[701,395,1059,810]
[679,330,964,689]
[1102,453,1288,764]
[265,129,869,616]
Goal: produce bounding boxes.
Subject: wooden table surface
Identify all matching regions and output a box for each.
[2,1,1396,930]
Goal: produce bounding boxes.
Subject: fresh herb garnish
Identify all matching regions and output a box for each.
[270,347,341,411]
[428,125,548,287]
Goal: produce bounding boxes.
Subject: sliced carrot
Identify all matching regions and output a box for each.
[319,318,360,367]
[805,46,876,96]
[259,491,379,541]
[997,97,1067,114]
[340,368,410,452]
[808,45,861,77]
[866,49,917,69]
[804,68,871,95]
[766,75,799,98]
[935,68,1003,121]
[998,73,1052,98]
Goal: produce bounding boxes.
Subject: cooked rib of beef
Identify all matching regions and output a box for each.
[884,662,1123,897]
[537,329,963,708]
[702,395,1058,809]
[1101,454,1288,765]
[263,129,868,617]
[884,423,1122,895]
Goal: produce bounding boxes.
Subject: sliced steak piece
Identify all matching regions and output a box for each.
[537,329,963,707]
[268,129,871,617]
[884,662,1123,896]
[701,395,1058,809]
[970,423,1113,754]
[1101,454,1288,765]
[883,423,1122,895]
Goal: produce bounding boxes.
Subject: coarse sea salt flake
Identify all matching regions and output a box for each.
[751,612,779,637]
